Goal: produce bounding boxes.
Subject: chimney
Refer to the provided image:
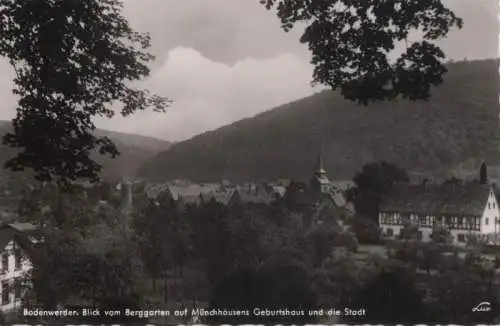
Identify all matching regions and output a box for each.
[120,180,133,215]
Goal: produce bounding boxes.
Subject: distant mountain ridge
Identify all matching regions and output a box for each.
[137,58,500,184]
[0,120,171,180]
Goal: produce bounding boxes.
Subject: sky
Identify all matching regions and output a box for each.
[0,0,498,141]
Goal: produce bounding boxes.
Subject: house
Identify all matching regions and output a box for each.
[310,145,331,194]
[285,145,352,218]
[330,180,356,192]
[0,222,39,312]
[378,183,500,244]
[164,184,222,208]
[228,186,276,206]
[200,189,235,206]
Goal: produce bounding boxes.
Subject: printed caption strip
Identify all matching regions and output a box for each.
[8,324,500,326]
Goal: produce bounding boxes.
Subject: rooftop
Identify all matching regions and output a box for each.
[380,183,492,216]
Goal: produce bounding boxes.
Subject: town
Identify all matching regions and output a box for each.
[0,0,494,324]
[0,146,498,324]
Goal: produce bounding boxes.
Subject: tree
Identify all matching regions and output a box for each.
[0,0,170,187]
[399,221,420,241]
[443,177,463,185]
[207,265,318,325]
[416,242,443,275]
[430,223,452,244]
[312,248,374,310]
[132,199,170,292]
[348,161,409,221]
[350,214,382,244]
[343,268,425,323]
[480,162,488,185]
[22,187,144,312]
[303,225,342,268]
[426,255,499,323]
[261,0,463,105]
[283,180,308,210]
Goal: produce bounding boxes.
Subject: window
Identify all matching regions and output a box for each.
[14,250,21,270]
[458,234,466,242]
[419,216,425,225]
[486,218,489,225]
[387,228,394,237]
[2,254,8,273]
[474,217,481,230]
[489,203,491,209]
[14,280,21,299]
[418,231,423,239]
[2,281,9,305]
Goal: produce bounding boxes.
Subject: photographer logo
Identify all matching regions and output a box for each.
[472,301,491,312]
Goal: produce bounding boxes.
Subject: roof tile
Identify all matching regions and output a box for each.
[380,183,492,216]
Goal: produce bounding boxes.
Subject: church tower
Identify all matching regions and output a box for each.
[310,142,331,193]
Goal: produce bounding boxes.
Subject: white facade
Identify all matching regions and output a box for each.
[0,240,32,312]
[379,187,500,245]
[481,189,499,233]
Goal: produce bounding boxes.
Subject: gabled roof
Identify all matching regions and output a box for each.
[7,222,37,233]
[168,184,221,200]
[233,188,275,205]
[144,183,170,199]
[329,191,347,207]
[271,185,287,198]
[200,189,235,206]
[330,180,356,191]
[178,194,202,205]
[0,222,39,253]
[380,183,492,216]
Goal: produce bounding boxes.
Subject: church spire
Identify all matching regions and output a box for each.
[311,139,330,193]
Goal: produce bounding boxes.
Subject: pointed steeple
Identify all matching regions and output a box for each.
[311,139,330,194]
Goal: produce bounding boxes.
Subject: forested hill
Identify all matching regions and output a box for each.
[0,121,171,181]
[137,59,500,183]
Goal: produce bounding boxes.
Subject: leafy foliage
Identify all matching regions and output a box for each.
[261,0,463,104]
[0,0,170,187]
[399,221,420,240]
[348,161,409,221]
[207,265,319,325]
[430,223,452,244]
[344,267,425,323]
[480,162,487,184]
[21,184,144,310]
[350,214,382,244]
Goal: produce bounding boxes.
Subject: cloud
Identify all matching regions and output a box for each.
[0,0,496,142]
[95,47,321,141]
[120,0,310,65]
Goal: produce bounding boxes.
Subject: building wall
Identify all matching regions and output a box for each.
[0,240,32,312]
[378,187,500,245]
[480,189,500,233]
[379,211,483,245]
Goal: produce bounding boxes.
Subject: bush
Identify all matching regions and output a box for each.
[351,214,382,244]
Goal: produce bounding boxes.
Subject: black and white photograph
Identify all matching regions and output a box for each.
[0,0,496,325]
